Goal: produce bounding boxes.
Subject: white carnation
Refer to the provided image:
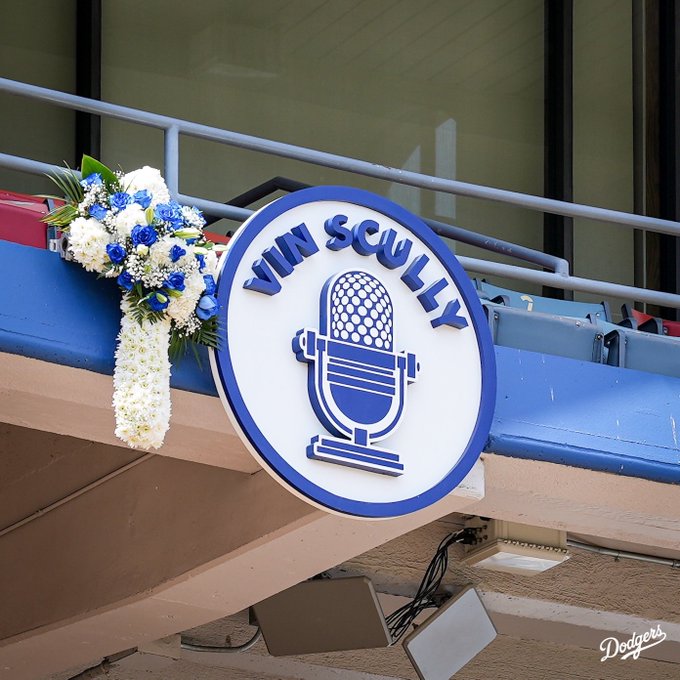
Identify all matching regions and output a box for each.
[122,166,170,207]
[113,300,171,450]
[68,216,110,273]
[149,239,173,268]
[166,270,205,327]
[113,204,148,239]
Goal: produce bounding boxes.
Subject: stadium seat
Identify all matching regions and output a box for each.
[664,319,680,337]
[475,279,611,321]
[0,190,52,248]
[603,325,680,379]
[483,303,605,363]
[620,305,664,334]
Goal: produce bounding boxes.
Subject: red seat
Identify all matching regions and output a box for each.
[663,319,680,337]
[0,190,51,248]
[204,230,230,246]
[622,304,680,337]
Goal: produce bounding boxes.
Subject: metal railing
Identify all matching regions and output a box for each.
[2,76,680,309]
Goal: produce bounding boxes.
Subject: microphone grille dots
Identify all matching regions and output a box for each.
[330,271,393,350]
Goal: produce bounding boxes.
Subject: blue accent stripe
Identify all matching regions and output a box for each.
[327,361,396,385]
[313,446,405,471]
[327,355,393,376]
[317,436,401,462]
[327,371,396,396]
[329,339,395,369]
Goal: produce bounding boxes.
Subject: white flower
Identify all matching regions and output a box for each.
[181,205,206,228]
[113,204,148,239]
[122,166,170,207]
[113,300,171,450]
[68,216,110,273]
[204,249,218,275]
[149,239,173,268]
[166,270,205,327]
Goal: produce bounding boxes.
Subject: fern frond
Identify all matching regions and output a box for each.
[46,167,84,205]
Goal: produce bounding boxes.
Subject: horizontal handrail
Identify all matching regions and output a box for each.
[2,76,680,236]
[4,152,680,309]
[3,79,680,309]
[0,151,568,275]
[194,174,570,275]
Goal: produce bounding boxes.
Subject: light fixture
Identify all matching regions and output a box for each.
[461,518,569,575]
[403,586,497,680]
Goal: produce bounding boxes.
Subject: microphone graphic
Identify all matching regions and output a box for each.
[292,270,419,476]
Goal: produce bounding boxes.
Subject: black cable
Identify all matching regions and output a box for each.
[386,529,473,643]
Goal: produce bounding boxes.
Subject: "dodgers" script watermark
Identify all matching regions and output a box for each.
[600,625,666,661]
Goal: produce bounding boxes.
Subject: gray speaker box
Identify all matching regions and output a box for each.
[252,576,392,656]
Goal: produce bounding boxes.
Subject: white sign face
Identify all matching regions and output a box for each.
[211,187,496,518]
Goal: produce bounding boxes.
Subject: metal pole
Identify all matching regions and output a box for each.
[164,125,180,200]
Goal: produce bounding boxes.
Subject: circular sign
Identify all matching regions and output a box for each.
[210,187,495,518]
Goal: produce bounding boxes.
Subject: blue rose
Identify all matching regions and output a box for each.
[106,243,127,264]
[89,204,108,221]
[133,190,152,209]
[131,224,158,247]
[80,173,102,188]
[203,274,216,295]
[170,244,186,263]
[195,254,206,271]
[196,294,218,320]
[164,271,186,292]
[147,291,169,312]
[110,192,132,211]
[117,271,135,291]
[155,202,183,227]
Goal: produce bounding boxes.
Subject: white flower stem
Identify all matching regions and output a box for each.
[112,297,172,449]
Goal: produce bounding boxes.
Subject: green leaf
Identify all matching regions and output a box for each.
[45,167,84,205]
[169,317,223,366]
[42,203,78,227]
[81,155,119,190]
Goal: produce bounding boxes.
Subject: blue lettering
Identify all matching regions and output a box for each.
[243,259,282,296]
[417,277,449,312]
[263,245,294,277]
[377,229,413,269]
[325,214,352,251]
[276,223,319,266]
[401,254,429,291]
[352,220,381,256]
[431,299,469,329]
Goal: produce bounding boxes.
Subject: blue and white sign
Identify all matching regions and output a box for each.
[211,187,496,518]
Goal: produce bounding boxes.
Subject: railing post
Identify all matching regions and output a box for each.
[164,125,180,200]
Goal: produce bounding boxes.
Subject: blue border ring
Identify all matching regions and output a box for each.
[211,186,496,518]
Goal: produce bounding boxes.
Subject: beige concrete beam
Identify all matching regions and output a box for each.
[0,352,258,473]
[471,452,680,552]
[0,453,483,679]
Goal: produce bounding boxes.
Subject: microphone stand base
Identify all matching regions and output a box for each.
[307,435,404,477]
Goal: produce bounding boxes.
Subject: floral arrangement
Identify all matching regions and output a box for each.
[45,156,223,450]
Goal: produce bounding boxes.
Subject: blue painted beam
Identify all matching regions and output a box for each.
[0,241,215,394]
[2,241,679,483]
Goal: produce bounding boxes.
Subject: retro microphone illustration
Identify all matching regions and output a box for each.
[292,270,419,476]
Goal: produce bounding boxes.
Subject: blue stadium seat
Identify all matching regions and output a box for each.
[484,304,605,363]
[475,279,611,321]
[603,326,680,378]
